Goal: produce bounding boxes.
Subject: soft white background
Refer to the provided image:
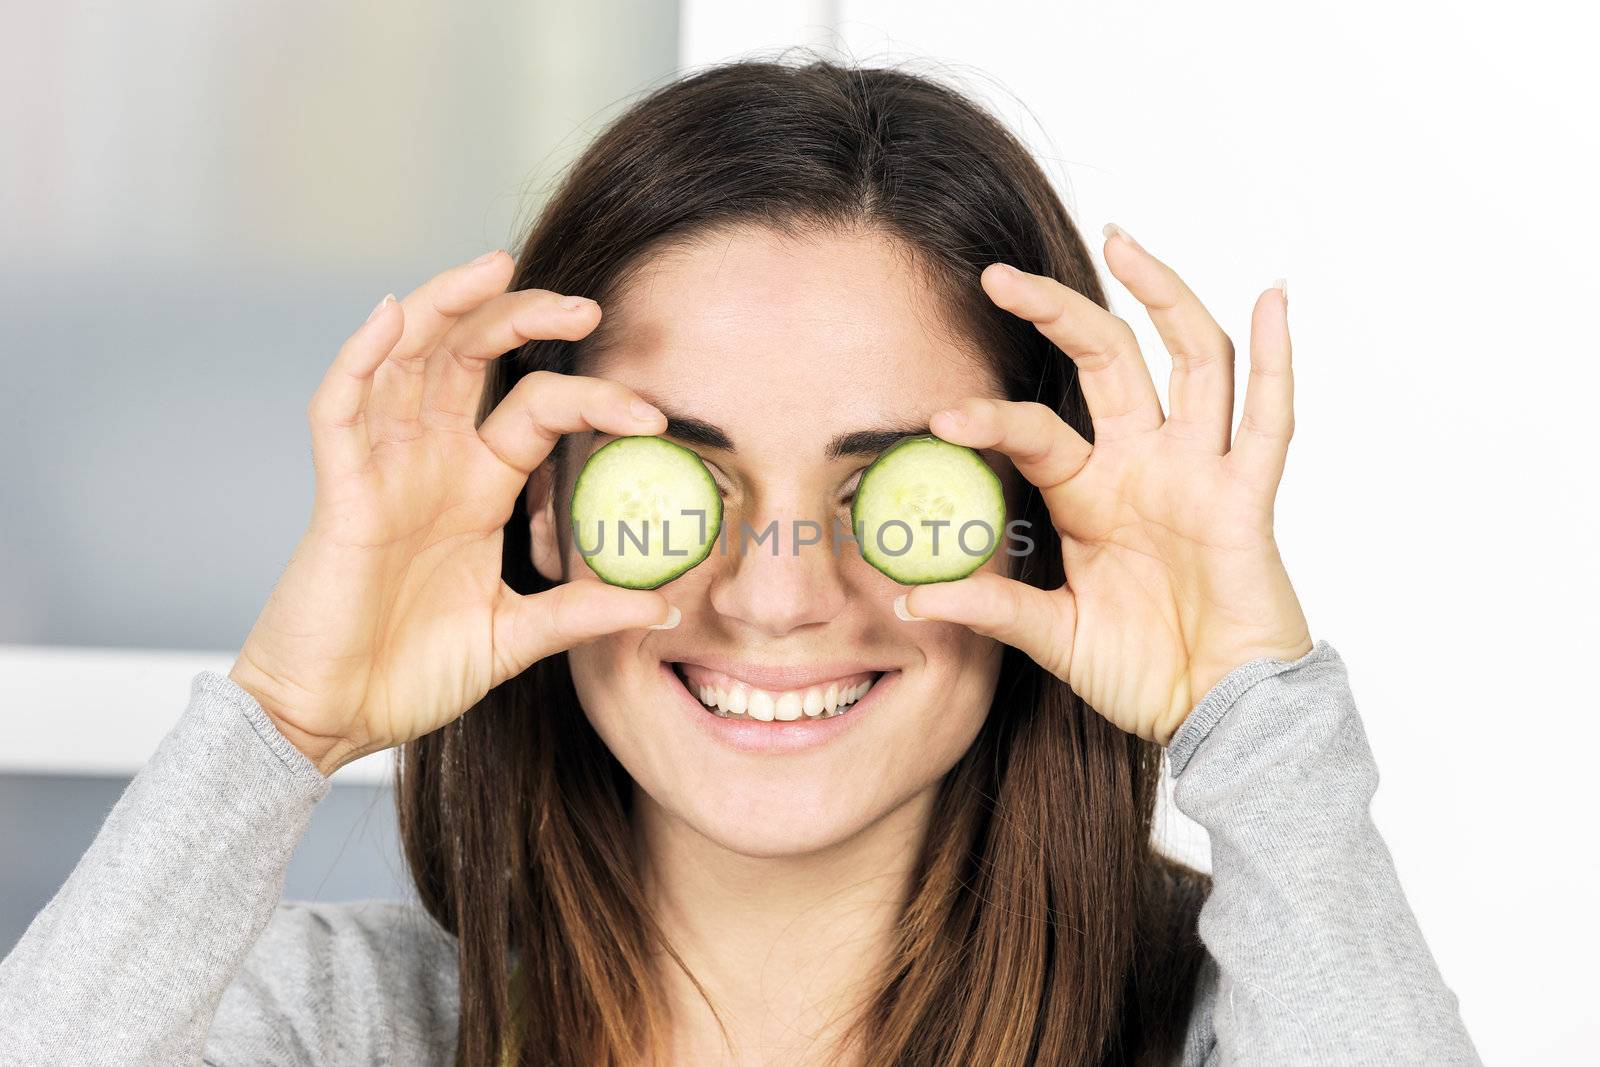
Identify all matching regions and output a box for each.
[684,1,1600,1062]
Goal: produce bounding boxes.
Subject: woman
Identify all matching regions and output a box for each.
[0,58,1478,1065]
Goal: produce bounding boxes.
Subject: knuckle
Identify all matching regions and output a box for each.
[1174,348,1219,372]
[1014,402,1070,461]
[306,390,347,429]
[1077,318,1137,371]
[540,586,577,647]
[437,336,473,373]
[1019,400,1057,423]
[1239,412,1289,441]
[1142,283,1182,314]
[1173,330,1233,372]
[1002,577,1025,618]
[1113,316,1139,347]
[523,369,561,394]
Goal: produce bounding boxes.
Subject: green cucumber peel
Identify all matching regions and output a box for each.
[569,435,723,589]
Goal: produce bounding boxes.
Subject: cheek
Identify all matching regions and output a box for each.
[908,627,1005,744]
[566,636,648,760]
[926,618,1004,675]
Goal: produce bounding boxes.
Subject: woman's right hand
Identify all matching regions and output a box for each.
[227,250,678,776]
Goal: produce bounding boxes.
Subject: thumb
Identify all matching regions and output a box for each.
[492,578,679,682]
[895,572,1075,680]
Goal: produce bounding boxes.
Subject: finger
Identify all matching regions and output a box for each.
[368,249,515,433]
[1228,282,1294,490]
[305,294,403,476]
[980,262,1165,441]
[929,397,1092,529]
[476,370,667,486]
[421,289,602,429]
[1102,224,1235,452]
[492,578,678,683]
[894,571,1076,681]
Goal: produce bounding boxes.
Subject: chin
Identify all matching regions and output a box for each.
[568,635,998,861]
[675,791,891,859]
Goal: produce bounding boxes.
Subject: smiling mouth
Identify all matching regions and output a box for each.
[668,662,887,721]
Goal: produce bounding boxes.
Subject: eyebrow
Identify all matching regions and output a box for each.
[654,404,929,461]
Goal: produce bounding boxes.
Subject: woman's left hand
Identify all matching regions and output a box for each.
[900,225,1312,745]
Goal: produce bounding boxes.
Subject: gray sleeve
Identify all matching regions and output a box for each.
[0,670,330,1067]
[1168,640,1480,1066]
[205,899,460,1066]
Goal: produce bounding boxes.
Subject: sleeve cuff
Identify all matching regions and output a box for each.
[1166,639,1339,777]
[190,670,329,791]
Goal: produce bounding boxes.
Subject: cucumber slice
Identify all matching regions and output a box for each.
[851,435,1005,584]
[569,436,723,589]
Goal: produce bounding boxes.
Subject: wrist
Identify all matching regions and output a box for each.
[1157,632,1315,746]
[258,704,359,779]
[226,663,360,778]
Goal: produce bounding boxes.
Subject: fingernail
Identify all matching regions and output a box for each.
[933,407,968,430]
[559,295,594,311]
[366,293,395,323]
[1272,277,1288,304]
[893,594,924,622]
[1102,222,1144,252]
[647,604,681,630]
[470,249,502,267]
[630,399,663,422]
[988,262,1022,282]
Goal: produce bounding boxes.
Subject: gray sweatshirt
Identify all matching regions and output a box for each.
[0,640,1480,1065]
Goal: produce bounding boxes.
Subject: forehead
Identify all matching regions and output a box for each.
[581,225,1001,437]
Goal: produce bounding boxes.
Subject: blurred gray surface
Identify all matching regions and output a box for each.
[0,1,677,953]
[0,0,680,650]
[0,774,411,956]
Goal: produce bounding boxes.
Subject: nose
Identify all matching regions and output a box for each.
[706,494,851,636]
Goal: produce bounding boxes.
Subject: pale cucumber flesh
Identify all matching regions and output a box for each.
[569,436,723,589]
[851,435,1005,584]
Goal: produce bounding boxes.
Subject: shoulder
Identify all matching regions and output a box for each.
[205,899,459,1066]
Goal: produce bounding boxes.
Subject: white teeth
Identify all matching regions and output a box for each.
[747,689,776,722]
[680,667,880,721]
[830,681,869,714]
[802,687,824,718]
[774,692,803,721]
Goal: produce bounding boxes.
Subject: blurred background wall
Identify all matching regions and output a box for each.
[0,0,680,948]
[2,2,1596,1062]
[0,0,681,651]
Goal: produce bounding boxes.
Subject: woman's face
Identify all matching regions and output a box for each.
[532,225,1014,859]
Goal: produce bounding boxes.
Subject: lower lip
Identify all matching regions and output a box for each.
[661,661,896,755]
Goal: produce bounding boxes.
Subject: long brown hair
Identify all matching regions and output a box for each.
[398,54,1209,1066]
